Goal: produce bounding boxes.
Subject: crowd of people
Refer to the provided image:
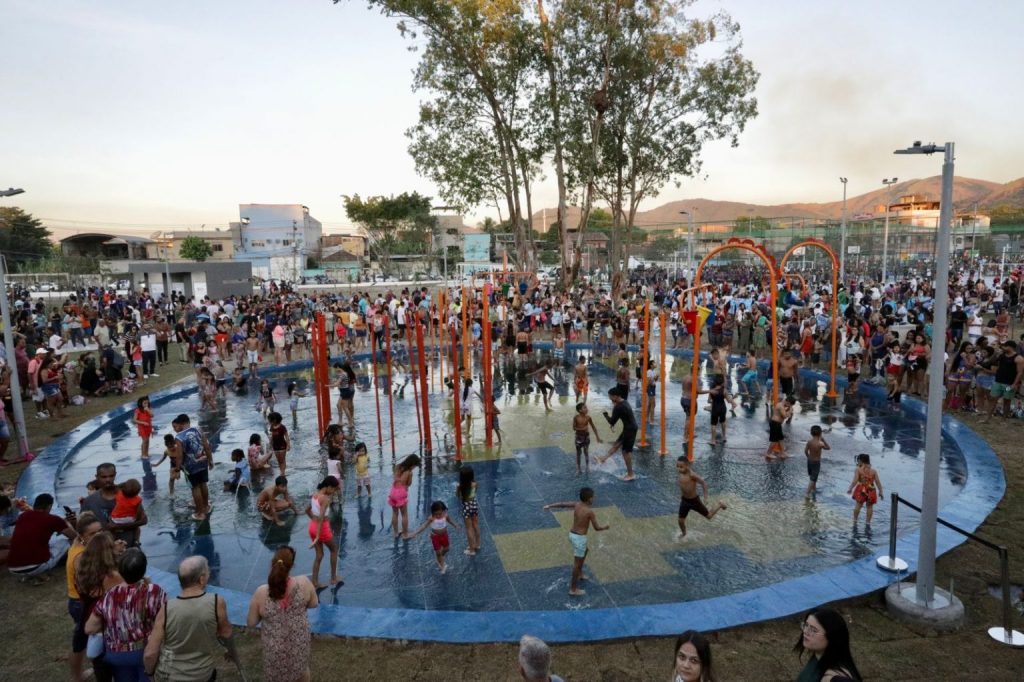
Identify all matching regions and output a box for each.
[2,258,1021,681]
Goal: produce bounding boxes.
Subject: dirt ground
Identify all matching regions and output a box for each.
[1,357,1021,681]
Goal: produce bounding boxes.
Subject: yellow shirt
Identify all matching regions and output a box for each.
[355,453,369,476]
[67,542,86,599]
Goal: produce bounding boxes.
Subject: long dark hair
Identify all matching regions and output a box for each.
[397,454,421,473]
[793,608,861,681]
[341,362,356,384]
[462,377,473,402]
[458,465,475,502]
[267,546,296,601]
[674,629,715,682]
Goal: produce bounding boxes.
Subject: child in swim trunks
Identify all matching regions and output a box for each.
[804,425,830,499]
[572,402,603,474]
[110,478,143,545]
[543,487,609,596]
[407,500,459,574]
[676,457,727,539]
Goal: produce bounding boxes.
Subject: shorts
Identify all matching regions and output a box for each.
[0,420,9,440]
[574,430,590,449]
[327,459,343,481]
[339,388,355,401]
[461,499,479,519]
[356,474,370,488]
[678,495,710,519]
[273,337,285,349]
[184,466,209,487]
[617,430,637,454]
[780,376,794,396]
[430,531,450,552]
[741,370,758,385]
[710,408,726,426]
[537,381,552,394]
[138,426,153,439]
[42,383,60,397]
[769,420,784,443]
[807,459,821,482]
[887,365,902,376]
[308,519,333,544]
[991,382,1015,399]
[847,372,860,383]
[680,399,691,415]
[569,531,588,558]
[852,484,877,505]
[975,373,994,390]
[247,350,259,363]
[388,485,408,509]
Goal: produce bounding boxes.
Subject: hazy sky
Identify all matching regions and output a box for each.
[2,0,1021,238]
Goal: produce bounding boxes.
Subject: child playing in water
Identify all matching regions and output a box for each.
[573,354,589,402]
[676,457,727,540]
[766,395,796,460]
[132,396,154,459]
[223,448,250,493]
[256,378,275,420]
[848,453,884,524]
[572,403,602,474]
[354,442,371,497]
[267,411,291,475]
[407,500,459,574]
[287,382,306,422]
[110,478,143,545]
[153,434,181,496]
[542,487,609,596]
[388,454,421,538]
[256,475,298,525]
[484,399,502,445]
[456,465,480,555]
[247,433,272,471]
[804,425,830,499]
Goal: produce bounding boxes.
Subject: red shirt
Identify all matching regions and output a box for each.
[7,510,67,568]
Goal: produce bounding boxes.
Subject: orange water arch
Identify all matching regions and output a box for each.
[685,238,780,460]
[779,238,840,398]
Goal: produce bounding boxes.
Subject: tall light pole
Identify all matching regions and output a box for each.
[0,188,25,198]
[881,177,899,283]
[679,209,695,278]
[892,141,953,612]
[839,178,848,285]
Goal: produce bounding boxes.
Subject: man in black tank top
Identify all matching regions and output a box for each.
[987,341,1024,420]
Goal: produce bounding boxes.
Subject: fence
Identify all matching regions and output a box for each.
[879,492,1023,646]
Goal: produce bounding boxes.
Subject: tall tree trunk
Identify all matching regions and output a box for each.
[537,0,570,288]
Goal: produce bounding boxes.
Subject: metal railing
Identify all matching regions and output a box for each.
[878,492,1022,646]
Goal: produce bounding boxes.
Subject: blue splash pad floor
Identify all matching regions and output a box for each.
[23,346,1005,642]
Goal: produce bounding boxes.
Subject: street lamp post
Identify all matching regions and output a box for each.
[891,140,956,616]
[0,188,25,198]
[839,177,848,284]
[881,177,899,283]
[679,209,695,278]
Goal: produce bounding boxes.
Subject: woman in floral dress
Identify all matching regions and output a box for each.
[247,546,319,682]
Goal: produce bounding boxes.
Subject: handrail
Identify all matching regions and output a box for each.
[881,492,1020,646]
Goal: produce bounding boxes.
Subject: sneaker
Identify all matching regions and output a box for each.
[36,412,47,419]
[150,373,160,377]
[144,375,150,380]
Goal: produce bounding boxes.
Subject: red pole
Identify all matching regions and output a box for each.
[311,315,324,435]
[415,320,432,455]
[482,284,493,447]
[639,300,650,447]
[406,320,423,443]
[384,318,397,458]
[318,313,330,430]
[370,325,383,451]
[451,333,463,461]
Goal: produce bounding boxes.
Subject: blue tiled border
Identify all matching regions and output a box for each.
[20,344,1006,643]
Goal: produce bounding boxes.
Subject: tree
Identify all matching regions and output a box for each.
[0,207,53,264]
[179,235,214,262]
[343,192,435,272]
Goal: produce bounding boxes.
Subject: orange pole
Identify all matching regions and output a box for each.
[384,318,397,458]
[659,308,667,456]
[482,285,493,447]
[430,300,436,393]
[451,333,462,461]
[370,326,383,451]
[406,321,423,444]
[438,290,446,384]
[685,240,779,461]
[639,300,650,447]
[779,239,840,398]
[319,314,331,430]
[312,314,324,435]
[415,320,432,455]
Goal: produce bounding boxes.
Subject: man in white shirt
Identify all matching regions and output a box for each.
[140,325,159,378]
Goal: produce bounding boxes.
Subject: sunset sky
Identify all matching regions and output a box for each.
[2,0,1021,237]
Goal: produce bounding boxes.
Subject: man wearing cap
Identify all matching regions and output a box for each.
[171,414,213,522]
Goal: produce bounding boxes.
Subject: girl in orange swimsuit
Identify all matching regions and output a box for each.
[847,453,884,525]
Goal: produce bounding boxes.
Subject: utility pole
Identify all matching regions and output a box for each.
[881,177,899,283]
[0,256,32,461]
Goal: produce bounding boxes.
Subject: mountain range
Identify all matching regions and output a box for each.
[529,175,1024,232]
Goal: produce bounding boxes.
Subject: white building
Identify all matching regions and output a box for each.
[236,204,323,281]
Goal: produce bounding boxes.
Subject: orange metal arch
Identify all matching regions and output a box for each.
[779,238,840,398]
[685,238,780,460]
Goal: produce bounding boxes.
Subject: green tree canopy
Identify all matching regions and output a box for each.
[0,207,53,264]
[179,235,214,262]
[343,192,436,271]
